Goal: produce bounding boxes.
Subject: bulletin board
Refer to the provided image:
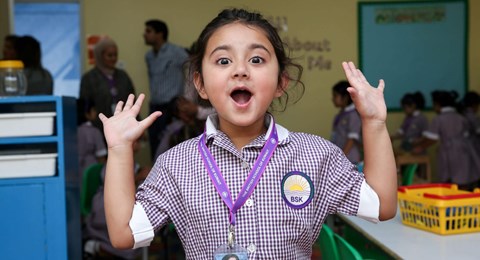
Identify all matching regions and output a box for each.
[358,0,467,110]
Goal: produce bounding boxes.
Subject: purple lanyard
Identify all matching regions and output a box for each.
[198,123,278,226]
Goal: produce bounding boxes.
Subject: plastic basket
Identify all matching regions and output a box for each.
[398,183,480,235]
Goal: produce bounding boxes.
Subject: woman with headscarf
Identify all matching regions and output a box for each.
[80,37,136,133]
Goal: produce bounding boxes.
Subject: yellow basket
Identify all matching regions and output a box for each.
[398,184,480,235]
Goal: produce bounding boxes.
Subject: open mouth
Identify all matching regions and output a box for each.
[231,89,252,105]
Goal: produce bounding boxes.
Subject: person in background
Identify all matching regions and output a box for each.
[99,8,397,258]
[143,19,189,160]
[331,80,362,164]
[459,91,480,185]
[2,34,19,60]
[460,91,480,140]
[77,98,107,185]
[153,43,216,160]
[83,140,147,259]
[391,92,429,153]
[413,90,480,190]
[80,37,136,134]
[16,35,53,95]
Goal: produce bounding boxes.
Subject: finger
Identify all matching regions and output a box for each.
[131,93,145,113]
[114,101,124,115]
[377,79,385,92]
[342,61,354,79]
[356,69,369,85]
[139,111,162,129]
[348,62,359,78]
[99,113,107,122]
[123,94,135,110]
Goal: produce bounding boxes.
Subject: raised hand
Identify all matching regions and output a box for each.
[342,61,387,123]
[99,94,162,149]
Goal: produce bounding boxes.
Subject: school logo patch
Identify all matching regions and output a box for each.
[281,171,314,209]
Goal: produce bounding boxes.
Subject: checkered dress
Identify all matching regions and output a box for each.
[136,117,363,259]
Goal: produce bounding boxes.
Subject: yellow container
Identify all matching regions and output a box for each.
[398,184,480,235]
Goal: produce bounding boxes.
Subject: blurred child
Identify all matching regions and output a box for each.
[391,92,428,153]
[331,80,362,164]
[77,98,107,185]
[413,90,480,190]
[83,139,148,259]
[460,91,480,143]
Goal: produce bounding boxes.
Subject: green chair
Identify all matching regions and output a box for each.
[80,163,104,217]
[402,163,418,186]
[316,224,340,260]
[334,233,363,260]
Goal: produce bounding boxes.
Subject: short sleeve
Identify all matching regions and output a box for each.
[325,146,364,215]
[423,116,440,140]
[347,112,362,141]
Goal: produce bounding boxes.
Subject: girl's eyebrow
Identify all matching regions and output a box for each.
[209,43,271,58]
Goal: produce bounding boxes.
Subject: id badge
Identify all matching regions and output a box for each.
[213,244,248,260]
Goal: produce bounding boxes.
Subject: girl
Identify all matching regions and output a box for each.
[100,8,397,259]
[391,92,428,153]
[76,98,107,185]
[331,80,362,164]
[414,90,480,190]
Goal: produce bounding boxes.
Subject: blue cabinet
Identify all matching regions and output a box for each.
[0,96,81,260]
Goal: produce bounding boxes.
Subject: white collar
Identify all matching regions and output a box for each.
[344,103,356,112]
[413,110,421,116]
[205,113,289,142]
[440,107,456,113]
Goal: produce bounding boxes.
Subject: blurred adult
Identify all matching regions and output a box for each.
[16,35,53,95]
[80,37,136,133]
[143,19,188,159]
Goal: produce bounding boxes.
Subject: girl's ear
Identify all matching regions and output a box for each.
[193,71,208,99]
[275,72,290,97]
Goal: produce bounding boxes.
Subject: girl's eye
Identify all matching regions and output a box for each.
[250,56,264,64]
[217,58,230,65]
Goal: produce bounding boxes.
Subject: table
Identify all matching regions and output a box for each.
[338,211,480,260]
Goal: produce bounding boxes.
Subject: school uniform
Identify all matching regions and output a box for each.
[331,103,362,163]
[396,110,429,151]
[464,109,480,172]
[77,121,107,183]
[84,168,142,259]
[423,107,480,185]
[129,114,380,259]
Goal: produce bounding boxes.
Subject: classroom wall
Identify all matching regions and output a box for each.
[82,0,479,167]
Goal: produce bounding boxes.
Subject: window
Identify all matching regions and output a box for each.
[14,1,80,97]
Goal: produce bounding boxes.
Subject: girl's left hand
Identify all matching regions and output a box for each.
[342,61,386,123]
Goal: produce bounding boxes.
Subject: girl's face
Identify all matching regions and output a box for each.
[402,104,416,116]
[195,22,287,133]
[102,46,118,69]
[332,92,347,108]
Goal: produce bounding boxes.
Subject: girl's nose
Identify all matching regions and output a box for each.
[233,62,249,78]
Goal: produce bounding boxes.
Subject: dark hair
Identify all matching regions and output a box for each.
[332,80,352,105]
[458,91,480,113]
[77,98,96,125]
[462,91,480,107]
[145,19,169,41]
[188,8,304,112]
[16,35,43,69]
[401,91,425,110]
[431,90,458,108]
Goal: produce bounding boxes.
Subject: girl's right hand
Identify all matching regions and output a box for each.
[99,94,162,149]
